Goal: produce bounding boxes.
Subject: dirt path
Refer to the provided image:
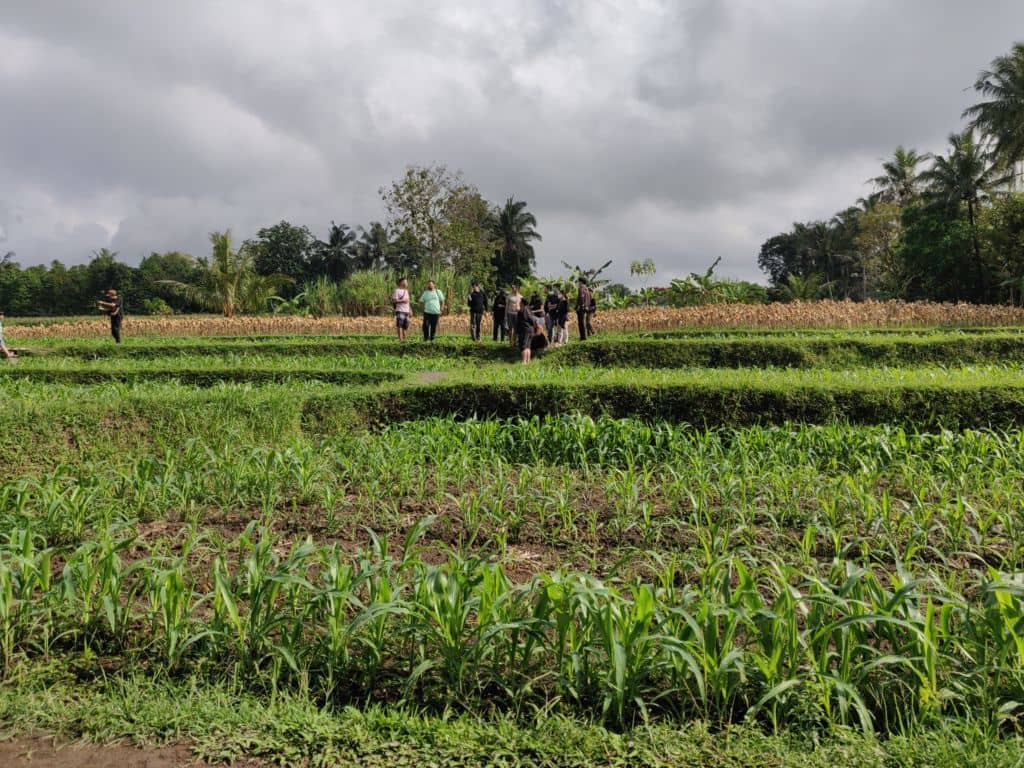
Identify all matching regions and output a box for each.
[0,736,223,768]
[417,371,449,384]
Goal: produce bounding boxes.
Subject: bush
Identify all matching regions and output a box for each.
[311,381,1024,430]
[140,298,174,316]
[551,335,1024,368]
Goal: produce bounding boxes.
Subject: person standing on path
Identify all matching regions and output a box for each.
[506,285,523,347]
[554,287,570,345]
[544,284,559,339]
[575,279,592,341]
[419,280,445,341]
[98,289,124,344]
[392,277,412,342]
[468,282,487,341]
[491,289,507,342]
[515,298,536,364]
[0,313,15,360]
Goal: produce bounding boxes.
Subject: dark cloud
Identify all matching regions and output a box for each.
[1,0,1022,287]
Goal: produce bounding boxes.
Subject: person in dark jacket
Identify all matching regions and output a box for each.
[468,283,488,341]
[515,300,536,363]
[491,290,507,342]
[554,287,570,345]
[575,279,592,341]
[543,284,559,338]
[98,289,124,343]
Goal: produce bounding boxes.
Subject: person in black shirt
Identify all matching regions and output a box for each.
[554,287,570,345]
[98,289,124,343]
[468,282,488,341]
[543,285,559,339]
[491,290,507,342]
[528,292,543,314]
[515,300,536,364]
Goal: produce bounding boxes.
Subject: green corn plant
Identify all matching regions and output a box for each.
[145,558,212,672]
[209,523,316,687]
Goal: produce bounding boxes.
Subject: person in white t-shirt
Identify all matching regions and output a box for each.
[505,286,523,346]
[391,278,412,342]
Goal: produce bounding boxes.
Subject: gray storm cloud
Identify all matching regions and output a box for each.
[1,0,1022,286]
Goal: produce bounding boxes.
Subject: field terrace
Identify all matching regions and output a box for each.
[1,312,1023,767]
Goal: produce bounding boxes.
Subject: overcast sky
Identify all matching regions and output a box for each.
[1,1,1022,285]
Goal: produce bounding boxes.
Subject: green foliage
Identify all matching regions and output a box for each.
[492,198,542,285]
[981,192,1024,304]
[964,42,1024,174]
[140,298,173,316]
[380,164,499,278]
[893,204,975,301]
[157,231,293,317]
[246,220,316,293]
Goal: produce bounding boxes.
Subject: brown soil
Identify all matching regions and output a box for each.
[0,736,237,768]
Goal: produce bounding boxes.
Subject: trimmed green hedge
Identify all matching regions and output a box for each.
[50,338,519,361]
[304,382,1024,430]
[0,369,402,387]
[550,336,1024,368]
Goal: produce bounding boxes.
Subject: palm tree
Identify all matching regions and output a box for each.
[964,43,1024,181]
[871,146,927,205]
[779,273,828,301]
[490,198,542,285]
[157,230,290,317]
[353,222,391,271]
[920,132,1012,298]
[311,222,357,281]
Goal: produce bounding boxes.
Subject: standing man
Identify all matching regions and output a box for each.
[419,280,445,341]
[392,277,412,342]
[506,285,523,347]
[544,284,559,339]
[515,298,536,364]
[468,282,487,341]
[554,287,570,345]
[491,289,507,342]
[98,289,124,344]
[575,278,592,342]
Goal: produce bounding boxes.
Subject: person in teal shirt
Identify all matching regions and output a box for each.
[419,280,445,341]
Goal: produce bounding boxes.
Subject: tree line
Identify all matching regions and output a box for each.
[0,165,543,316]
[759,42,1024,304]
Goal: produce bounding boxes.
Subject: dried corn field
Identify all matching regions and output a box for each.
[10,300,1024,340]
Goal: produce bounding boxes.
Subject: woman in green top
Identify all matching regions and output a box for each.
[419,280,446,341]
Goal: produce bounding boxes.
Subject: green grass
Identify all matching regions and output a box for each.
[3,329,1024,763]
[5,662,1017,767]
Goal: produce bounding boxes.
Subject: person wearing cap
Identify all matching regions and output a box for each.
[98,289,124,343]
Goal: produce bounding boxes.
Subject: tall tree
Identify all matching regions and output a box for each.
[352,221,391,271]
[246,221,315,292]
[964,42,1024,179]
[490,197,542,286]
[310,222,357,280]
[871,146,927,205]
[380,164,466,274]
[920,131,1011,299]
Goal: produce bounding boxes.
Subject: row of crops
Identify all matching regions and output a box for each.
[2,329,1024,763]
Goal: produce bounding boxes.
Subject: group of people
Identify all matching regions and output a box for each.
[391,277,597,363]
